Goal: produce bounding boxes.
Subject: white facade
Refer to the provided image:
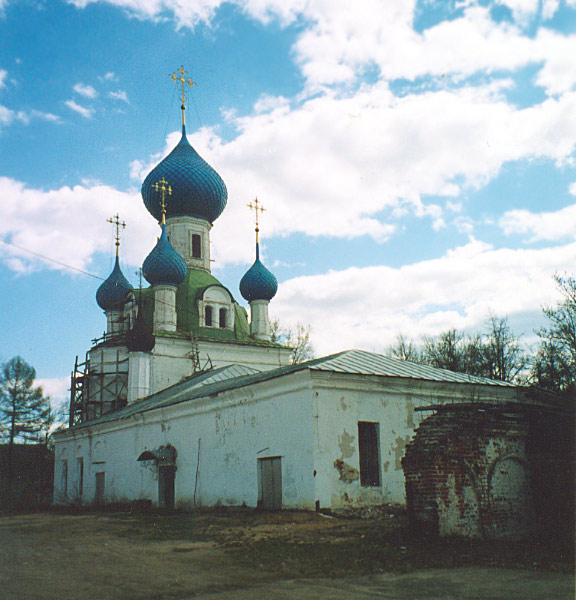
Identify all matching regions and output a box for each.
[54,352,525,510]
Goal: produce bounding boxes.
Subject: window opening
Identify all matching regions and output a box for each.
[358,421,381,486]
[62,460,68,496]
[205,305,213,327]
[219,308,227,328]
[77,458,84,498]
[192,234,201,259]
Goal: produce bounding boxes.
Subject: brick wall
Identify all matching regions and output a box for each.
[402,403,574,541]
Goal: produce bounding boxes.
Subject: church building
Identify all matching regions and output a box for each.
[53,68,546,511]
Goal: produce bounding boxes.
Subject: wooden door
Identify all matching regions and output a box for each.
[258,457,282,509]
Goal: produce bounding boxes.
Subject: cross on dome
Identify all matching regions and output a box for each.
[170,65,196,127]
[248,197,266,244]
[152,177,172,224]
[107,213,126,256]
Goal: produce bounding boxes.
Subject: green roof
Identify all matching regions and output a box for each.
[135,269,284,348]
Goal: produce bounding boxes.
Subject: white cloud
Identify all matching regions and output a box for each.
[73,82,98,98]
[65,1,576,96]
[109,89,129,102]
[499,203,576,241]
[196,84,576,264]
[0,69,7,89]
[99,71,118,82]
[65,99,94,119]
[36,376,70,403]
[0,177,158,275]
[271,239,576,356]
[68,0,221,28]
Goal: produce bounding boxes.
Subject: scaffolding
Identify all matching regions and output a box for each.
[69,340,129,426]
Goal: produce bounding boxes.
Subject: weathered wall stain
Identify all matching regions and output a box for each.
[394,435,410,471]
[338,430,356,459]
[406,398,415,429]
[333,459,360,483]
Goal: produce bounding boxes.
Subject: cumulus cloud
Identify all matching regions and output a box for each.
[73,82,98,99]
[0,105,59,131]
[65,99,94,119]
[109,89,128,102]
[0,69,7,89]
[66,1,576,96]
[499,203,576,241]
[99,71,118,82]
[68,0,222,27]
[0,177,157,275]
[272,239,576,356]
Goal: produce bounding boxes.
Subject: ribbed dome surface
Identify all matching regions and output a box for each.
[141,126,227,224]
[142,224,187,287]
[239,244,278,302]
[96,255,132,311]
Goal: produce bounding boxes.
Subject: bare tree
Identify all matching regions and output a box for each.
[270,319,315,364]
[531,274,576,392]
[386,334,421,362]
[482,316,526,383]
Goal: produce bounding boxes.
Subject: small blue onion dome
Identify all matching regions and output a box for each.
[96,255,132,311]
[141,126,227,224]
[142,224,187,287]
[239,244,278,302]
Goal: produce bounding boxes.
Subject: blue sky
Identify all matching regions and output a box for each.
[1,0,576,405]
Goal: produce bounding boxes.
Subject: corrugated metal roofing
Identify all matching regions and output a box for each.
[310,349,516,386]
[67,349,516,431]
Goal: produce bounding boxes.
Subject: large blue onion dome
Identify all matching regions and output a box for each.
[141,125,227,224]
[239,244,278,302]
[142,224,187,287]
[96,256,132,311]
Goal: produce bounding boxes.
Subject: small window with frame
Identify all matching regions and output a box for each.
[191,234,201,259]
[205,305,213,327]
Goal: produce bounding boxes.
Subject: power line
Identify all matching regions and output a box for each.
[0,237,104,280]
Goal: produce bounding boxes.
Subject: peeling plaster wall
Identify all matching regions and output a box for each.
[54,371,316,509]
[310,373,524,509]
[55,368,527,511]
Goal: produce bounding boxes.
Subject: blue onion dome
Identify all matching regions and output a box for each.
[142,224,187,286]
[96,255,132,311]
[239,244,278,302]
[141,125,227,224]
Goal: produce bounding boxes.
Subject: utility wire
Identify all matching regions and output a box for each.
[0,237,104,280]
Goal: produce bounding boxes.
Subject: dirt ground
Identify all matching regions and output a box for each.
[0,508,573,600]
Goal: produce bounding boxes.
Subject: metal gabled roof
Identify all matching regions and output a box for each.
[65,349,518,433]
[309,349,517,387]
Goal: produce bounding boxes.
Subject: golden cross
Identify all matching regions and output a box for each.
[152,177,172,224]
[247,197,266,243]
[170,65,196,127]
[107,213,126,256]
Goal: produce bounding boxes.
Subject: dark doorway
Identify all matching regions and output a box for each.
[158,465,175,510]
[94,472,105,504]
[258,456,282,509]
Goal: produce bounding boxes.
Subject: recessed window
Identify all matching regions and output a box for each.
[62,460,68,496]
[205,305,213,327]
[219,308,227,328]
[77,458,84,498]
[192,234,201,259]
[358,421,381,486]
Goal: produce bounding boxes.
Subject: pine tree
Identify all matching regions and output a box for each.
[0,356,51,446]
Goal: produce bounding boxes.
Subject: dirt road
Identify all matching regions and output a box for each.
[0,510,572,600]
